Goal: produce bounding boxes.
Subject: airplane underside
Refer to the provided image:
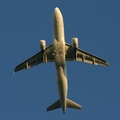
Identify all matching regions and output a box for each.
[14,7,109,113]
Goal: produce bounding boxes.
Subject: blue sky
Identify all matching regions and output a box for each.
[0,0,120,119]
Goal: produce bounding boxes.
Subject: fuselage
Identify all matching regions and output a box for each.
[53,7,68,113]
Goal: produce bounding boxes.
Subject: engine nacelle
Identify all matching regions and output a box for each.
[72,38,78,48]
[40,40,46,50]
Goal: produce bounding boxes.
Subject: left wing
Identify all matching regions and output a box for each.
[65,43,109,66]
[14,45,54,72]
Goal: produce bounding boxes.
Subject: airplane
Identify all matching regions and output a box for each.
[14,7,109,113]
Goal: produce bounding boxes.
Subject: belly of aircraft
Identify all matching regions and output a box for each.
[53,39,65,68]
[56,66,68,107]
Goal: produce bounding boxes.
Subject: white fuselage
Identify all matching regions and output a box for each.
[53,7,68,113]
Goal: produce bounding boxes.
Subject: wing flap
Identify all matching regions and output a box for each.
[65,43,109,66]
[14,45,54,72]
[65,43,74,61]
[14,51,43,72]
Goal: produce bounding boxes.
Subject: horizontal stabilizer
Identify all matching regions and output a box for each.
[67,98,82,109]
[47,100,61,111]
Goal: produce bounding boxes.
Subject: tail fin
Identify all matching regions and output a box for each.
[47,99,61,111]
[66,98,82,109]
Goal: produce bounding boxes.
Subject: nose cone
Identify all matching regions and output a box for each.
[53,7,63,23]
[54,7,61,14]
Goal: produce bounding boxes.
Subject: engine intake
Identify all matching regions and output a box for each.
[72,38,78,48]
[40,40,46,50]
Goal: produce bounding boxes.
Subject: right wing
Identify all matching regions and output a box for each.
[14,45,54,72]
[65,43,109,66]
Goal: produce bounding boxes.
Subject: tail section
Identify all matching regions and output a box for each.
[66,98,82,109]
[47,98,82,112]
[47,99,61,111]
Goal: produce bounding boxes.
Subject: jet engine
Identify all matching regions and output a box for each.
[40,40,46,50]
[72,38,78,48]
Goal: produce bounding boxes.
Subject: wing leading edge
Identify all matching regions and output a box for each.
[14,45,54,72]
[65,43,109,66]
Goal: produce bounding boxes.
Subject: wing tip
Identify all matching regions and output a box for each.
[14,68,17,73]
[13,68,17,73]
[106,62,109,66]
[13,70,17,73]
